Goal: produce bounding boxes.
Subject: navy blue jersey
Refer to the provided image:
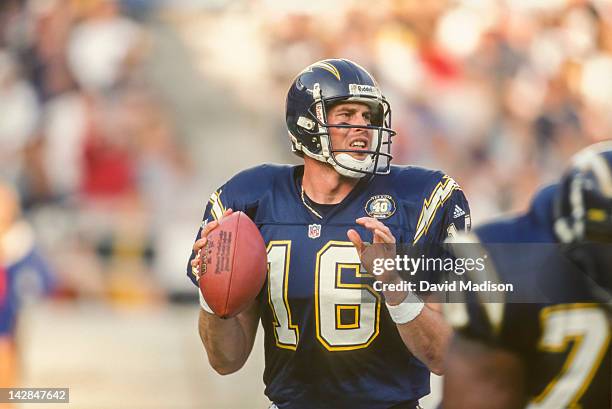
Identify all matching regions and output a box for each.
[0,223,54,337]
[188,164,470,409]
[448,186,611,409]
[0,265,8,336]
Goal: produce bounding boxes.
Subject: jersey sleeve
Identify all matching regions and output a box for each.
[413,174,471,245]
[185,183,241,287]
[185,165,278,287]
[407,175,471,288]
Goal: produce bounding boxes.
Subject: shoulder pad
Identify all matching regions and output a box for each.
[389,166,458,202]
[222,164,293,206]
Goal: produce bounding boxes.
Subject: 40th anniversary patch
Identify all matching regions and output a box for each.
[365,195,396,219]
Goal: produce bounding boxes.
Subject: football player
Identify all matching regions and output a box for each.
[442,142,612,409]
[187,59,470,409]
[0,263,14,388]
[0,182,55,389]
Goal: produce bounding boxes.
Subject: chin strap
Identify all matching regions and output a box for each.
[331,153,373,179]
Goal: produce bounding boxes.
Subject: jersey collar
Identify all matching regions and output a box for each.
[291,165,374,222]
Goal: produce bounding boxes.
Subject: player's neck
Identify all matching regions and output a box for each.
[302,160,360,205]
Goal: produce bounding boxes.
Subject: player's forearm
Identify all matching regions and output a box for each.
[381,276,452,375]
[198,309,256,375]
[393,302,452,375]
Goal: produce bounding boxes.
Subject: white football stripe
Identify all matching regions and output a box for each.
[208,190,225,221]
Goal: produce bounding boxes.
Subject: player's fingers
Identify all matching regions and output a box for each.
[356,217,392,236]
[356,217,386,230]
[373,228,396,244]
[201,208,233,238]
[190,249,201,267]
[375,223,393,237]
[356,216,376,225]
[201,221,219,237]
[193,236,208,251]
[347,229,365,253]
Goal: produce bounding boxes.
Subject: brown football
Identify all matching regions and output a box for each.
[199,211,267,318]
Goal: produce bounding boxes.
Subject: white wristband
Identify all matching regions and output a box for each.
[199,290,214,314]
[385,292,424,324]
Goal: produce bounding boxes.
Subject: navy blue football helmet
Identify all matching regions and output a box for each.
[554,141,612,301]
[554,141,612,243]
[286,59,395,178]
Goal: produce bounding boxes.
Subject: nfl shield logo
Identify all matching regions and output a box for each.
[308,224,322,239]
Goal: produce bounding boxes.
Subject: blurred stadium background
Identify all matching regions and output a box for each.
[0,0,611,407]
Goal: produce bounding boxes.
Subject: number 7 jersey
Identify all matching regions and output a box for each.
[187,164,470,409]
[447,186,611,409]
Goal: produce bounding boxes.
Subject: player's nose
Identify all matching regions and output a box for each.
[350,121,371,138]
[352,115,369,126]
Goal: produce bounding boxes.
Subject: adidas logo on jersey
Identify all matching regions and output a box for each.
[453,205,465,219]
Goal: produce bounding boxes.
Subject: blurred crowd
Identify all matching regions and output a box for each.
[178,0,612,219]
[1,0,612,310]
[0,0,192,307]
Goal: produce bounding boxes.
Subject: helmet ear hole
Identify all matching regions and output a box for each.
[297,116,316,132]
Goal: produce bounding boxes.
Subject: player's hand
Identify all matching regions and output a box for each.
[191,208,234,280]
[347,217,398,283]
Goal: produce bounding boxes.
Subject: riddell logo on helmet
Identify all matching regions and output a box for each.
[349,84,380,97]
[315,103,325,122]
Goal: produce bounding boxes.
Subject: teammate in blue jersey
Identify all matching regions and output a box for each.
[442,142,612,409]
[0,263,12,386]
[0,182,54,386]
[187,59,471,409]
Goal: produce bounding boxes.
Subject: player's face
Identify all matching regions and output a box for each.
[327,102,373,160]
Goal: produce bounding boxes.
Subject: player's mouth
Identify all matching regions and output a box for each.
[348,138,369,151]
[347,138,370,159]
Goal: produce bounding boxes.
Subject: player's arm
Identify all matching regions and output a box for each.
[198,299,260,375]
[391,298,451,375]
[348,218,451,375]
[190,208,261,375]
[443,334,526,409]
[385,178,472,374]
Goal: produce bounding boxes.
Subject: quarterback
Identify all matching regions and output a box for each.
[443,142,612,409]
[187,59,470,409]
